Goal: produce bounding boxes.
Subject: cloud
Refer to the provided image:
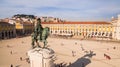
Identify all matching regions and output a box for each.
[0,0,120,21]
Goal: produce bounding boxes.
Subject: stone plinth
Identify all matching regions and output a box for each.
[27,48,55,67]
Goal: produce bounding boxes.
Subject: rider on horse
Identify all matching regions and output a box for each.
[31,18,50,49]
[31,18,43,48]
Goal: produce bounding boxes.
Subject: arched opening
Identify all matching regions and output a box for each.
[0,33,1,39]
[8,31,11,38]
[55,31,57,33]
[60,31,62,34]
[5,31,8,39]
[109,32,112,39]
[50,31,53,34]
[2,32,4,39]
[11,31,14,37]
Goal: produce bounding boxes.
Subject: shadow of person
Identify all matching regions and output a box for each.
[68,51,96,67]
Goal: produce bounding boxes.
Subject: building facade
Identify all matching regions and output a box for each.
[0,17,34,39]
[41,15,120,40]
[111,15,120,40]
[42,22,113,39]
[15,19,34,36]
[0,22,16,39]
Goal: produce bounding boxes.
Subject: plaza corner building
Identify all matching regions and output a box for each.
[42,15,120,40]
[0,18,34,39]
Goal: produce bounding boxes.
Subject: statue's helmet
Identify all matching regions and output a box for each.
[37,18,41,23]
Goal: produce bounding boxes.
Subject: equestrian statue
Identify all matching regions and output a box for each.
[31,18,50,49]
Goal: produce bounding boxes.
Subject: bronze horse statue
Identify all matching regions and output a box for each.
[31,27,50,49]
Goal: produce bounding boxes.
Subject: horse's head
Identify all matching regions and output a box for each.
[45,27,50,32]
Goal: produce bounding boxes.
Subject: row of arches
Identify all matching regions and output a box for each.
[16,29,33,36]
[50,30,112,38]
[0,31,16,39]
[0,29,33,39]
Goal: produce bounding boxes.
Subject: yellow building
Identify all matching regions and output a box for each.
[0,18,34,39]
[42,21,113,39]
[0,22,16,39]
[15,20,34,36]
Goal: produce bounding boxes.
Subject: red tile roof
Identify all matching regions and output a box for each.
[0,22,14,25]
[42,21,111,24]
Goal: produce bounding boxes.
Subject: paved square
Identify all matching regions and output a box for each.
[0,36,120,67]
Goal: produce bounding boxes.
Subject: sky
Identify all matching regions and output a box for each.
[0,0,120,21]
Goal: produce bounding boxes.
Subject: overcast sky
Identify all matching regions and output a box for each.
[0,0,120,21]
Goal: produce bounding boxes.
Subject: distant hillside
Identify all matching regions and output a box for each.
[13,14,36,19]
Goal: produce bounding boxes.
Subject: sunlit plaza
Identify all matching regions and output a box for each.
[0,36,120,67]
[0,0,120,67]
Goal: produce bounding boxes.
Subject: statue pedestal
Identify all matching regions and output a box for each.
[27,48,55,67]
